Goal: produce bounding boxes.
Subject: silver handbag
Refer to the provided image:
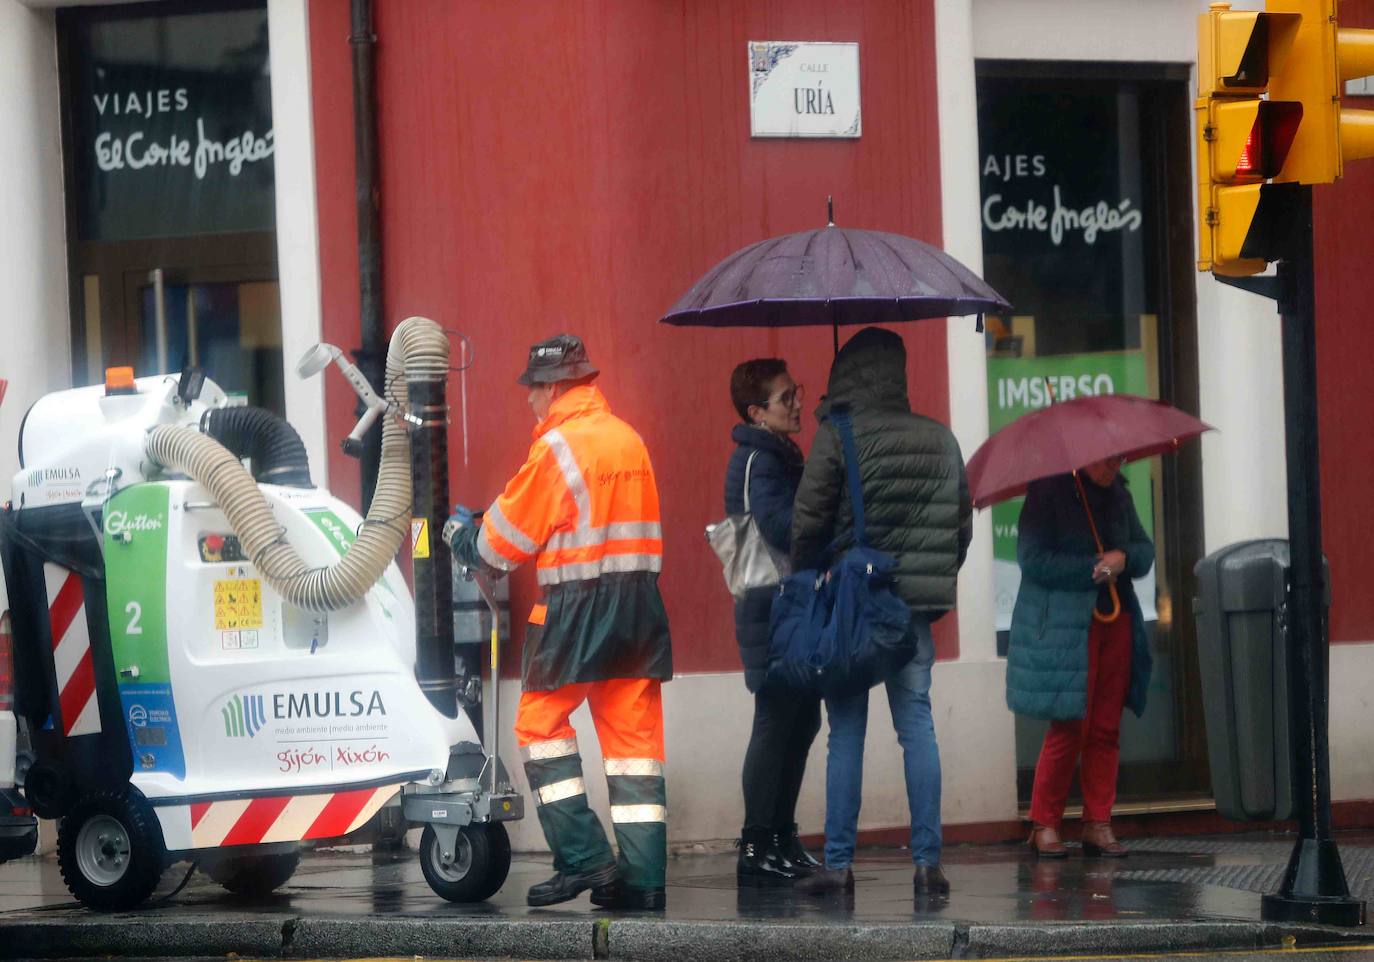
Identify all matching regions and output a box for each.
[707,450,792,599]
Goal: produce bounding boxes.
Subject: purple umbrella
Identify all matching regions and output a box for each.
[659,200,1011,349]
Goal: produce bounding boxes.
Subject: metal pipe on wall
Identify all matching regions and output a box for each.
[350,0,384,511]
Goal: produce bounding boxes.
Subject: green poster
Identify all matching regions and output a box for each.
[984,351,1153,567]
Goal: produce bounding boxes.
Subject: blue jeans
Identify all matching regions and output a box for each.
[821,616,940,869]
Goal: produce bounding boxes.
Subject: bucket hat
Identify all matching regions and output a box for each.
[516,333,600,386]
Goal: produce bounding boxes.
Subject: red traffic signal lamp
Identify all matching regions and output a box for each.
[1208,100,1303,181]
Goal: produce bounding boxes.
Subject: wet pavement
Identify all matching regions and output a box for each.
[1,833,1372,959]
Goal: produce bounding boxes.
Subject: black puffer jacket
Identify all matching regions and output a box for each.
[791,327,972,615]
[724,424,804,692]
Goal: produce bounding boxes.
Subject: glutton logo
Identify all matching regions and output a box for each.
[105,510,165,537]
[223,693,267,738]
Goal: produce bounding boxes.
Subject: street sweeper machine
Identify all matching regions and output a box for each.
[0,316,521,910]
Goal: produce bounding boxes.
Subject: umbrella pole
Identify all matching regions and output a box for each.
[832,320,839,356]
[1071,471,1121,624]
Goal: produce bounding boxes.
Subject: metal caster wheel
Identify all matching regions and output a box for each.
[419,822,511,902]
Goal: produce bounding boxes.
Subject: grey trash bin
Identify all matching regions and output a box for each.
[1193,539,1328,822]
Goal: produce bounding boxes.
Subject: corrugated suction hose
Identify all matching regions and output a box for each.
[145,316,449,611]
[200,406,313,488]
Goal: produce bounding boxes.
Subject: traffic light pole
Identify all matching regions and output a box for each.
[1261,185,1366,927]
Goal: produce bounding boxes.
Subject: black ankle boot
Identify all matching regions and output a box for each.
[736,827,804,885]
[778,823,821,870]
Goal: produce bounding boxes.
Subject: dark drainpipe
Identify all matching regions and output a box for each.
[350,0,384,511]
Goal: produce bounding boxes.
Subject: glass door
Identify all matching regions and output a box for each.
[127,266,283,411]
[976,63,1210,805]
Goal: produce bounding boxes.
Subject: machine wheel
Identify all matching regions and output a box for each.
[206,851,301,897]
[57,790,166,911]
[419,822,511,903]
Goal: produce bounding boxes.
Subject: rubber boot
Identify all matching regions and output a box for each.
[523,745,616,904]
[604,757,668,908]
[737,827,804,885]
[778,823,821,870]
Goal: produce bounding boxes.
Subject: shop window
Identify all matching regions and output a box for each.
[59,0,281,411]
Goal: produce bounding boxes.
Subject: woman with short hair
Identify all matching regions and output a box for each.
[724,358,820,885]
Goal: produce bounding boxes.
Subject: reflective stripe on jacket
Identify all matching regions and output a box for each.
[472,385,672,690]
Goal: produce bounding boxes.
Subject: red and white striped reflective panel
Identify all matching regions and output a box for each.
[187,784,399,848]
[44,565,100,738]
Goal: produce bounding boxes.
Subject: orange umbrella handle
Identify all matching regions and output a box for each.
[1072,471,1121,625]
[1095,582,1122,624]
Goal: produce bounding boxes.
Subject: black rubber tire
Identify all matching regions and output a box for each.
[419,822,511,903]
[205,851,301,896]
[57,790,166,911]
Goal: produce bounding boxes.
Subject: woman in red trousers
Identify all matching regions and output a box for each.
[1004,457,1155,858]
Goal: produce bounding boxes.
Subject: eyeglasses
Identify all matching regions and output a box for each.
[765,384,805,409]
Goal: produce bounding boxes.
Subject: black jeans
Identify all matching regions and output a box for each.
[741,686,822,833]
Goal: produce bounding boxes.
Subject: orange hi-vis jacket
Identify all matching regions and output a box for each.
[474,385,672,691]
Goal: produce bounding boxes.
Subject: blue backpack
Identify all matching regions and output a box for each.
[766,406,913,696]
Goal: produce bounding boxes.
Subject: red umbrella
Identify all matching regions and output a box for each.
[966,393,1213,509]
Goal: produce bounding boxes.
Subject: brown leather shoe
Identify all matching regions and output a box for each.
[796,865,854,895]
[1028,824,1068,859]
[1081,821,1128,858]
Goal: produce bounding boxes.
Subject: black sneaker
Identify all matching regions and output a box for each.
[590,881,666,911]
[526,862,619,907]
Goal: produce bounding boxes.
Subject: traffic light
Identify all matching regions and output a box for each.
[1196,3,1305,275]
[1267,0,1374,185]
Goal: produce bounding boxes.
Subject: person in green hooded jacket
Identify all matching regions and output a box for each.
[790,327,971,900]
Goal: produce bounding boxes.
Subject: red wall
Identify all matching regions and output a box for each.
[1315,0,1374,644]
[307,0,954,672]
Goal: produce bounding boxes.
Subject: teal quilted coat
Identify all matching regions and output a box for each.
[1005,473,1154,721]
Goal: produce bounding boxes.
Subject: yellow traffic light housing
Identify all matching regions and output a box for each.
[1200,7,1300,94]
[1267,0,1374,184]
[1196,3,1305,275]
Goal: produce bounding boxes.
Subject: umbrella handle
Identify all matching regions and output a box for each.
[1094,582,1122,624]
[1072,470,1122,625]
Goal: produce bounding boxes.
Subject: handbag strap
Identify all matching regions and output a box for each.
[743,449,760,513]
[830,406,867,548]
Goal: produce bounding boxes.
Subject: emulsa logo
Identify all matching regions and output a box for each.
[222,688,387,733]
[271,689,387,720]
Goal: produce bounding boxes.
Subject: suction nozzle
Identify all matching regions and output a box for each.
[296,343,342,379]
[296,341,392,458]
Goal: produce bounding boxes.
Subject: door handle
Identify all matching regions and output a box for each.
[148,268,168,375]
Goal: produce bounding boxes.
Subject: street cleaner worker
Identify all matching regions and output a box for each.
[443,334,673,910]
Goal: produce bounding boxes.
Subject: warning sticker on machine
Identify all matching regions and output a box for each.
[411,519,430,559]
[214,578,263,630]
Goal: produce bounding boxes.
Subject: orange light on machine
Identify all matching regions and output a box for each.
[104,366,136,396]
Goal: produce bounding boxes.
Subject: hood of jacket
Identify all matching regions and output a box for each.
[816,327,910,421]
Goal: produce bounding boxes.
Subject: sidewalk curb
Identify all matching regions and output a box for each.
[0,912,1369,960]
